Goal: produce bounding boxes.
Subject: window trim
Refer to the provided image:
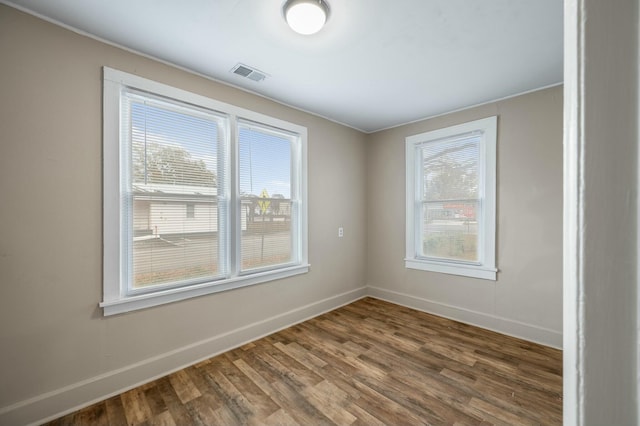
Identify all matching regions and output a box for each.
[405,116,497,280]
[101,67,308,316]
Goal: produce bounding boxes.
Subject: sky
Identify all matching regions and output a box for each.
[131,100,292,198]
[238,125,291,198]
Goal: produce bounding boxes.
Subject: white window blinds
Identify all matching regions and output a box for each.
[122,90,227,292]
[419,134,481,263]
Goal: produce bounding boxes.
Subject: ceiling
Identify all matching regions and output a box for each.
[3,0,563,133]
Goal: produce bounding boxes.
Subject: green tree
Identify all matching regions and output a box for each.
[133,142,216,187]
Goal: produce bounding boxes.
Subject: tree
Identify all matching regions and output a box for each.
[423,142,478,200]
[133,142,217,187]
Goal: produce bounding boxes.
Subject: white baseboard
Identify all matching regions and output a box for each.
[0,286,367,426]
[367,286,562,350]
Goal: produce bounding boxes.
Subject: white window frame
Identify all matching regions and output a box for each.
[101,67,308,315]
[405,116,497,280]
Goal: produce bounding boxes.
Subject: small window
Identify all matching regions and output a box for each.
[102,67,308,315]
[405,116,497,280]
[186,203,195,219]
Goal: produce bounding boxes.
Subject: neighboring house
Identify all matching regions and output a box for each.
[133,183,219,237]
[132,183,291,238]
[241,193,292,233]
[423,202,476,221]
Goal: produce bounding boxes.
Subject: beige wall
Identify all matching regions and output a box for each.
[0,4,565,425]
[0,6,367,424]
[366,86,563,347]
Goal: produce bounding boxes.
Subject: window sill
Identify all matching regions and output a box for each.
[405,258,497,281]
[100,264,310,316]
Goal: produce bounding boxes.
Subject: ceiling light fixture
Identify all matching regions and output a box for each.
[283,0,330,35]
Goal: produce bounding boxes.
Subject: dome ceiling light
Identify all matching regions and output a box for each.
[283,0,330,35]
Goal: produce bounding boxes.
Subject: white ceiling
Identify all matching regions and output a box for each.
[3,0,563,133]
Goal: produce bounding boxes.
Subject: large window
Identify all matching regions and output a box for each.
[102,68,308,315]
[405,116,497,280]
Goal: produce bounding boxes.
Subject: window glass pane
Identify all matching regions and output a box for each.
[421,201,479,262]
[239,123,294,271]
[421,135,480,201]
[127,95,222,289]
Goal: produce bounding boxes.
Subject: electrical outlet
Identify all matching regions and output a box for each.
[338,227,344,238]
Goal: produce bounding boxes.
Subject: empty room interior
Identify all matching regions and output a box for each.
[0,1,638,425]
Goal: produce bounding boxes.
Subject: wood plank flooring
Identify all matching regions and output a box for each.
[45,298,562,425]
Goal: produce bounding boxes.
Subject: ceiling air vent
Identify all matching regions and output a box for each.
[230,63,268,82]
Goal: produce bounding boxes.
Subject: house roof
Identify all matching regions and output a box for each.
[133,183,217,199]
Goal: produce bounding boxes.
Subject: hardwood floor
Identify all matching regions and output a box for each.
[45,298,562,425]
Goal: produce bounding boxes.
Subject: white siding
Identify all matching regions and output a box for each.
[149,202,217,235]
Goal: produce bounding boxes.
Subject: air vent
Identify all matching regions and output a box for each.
[230,63,268,82]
